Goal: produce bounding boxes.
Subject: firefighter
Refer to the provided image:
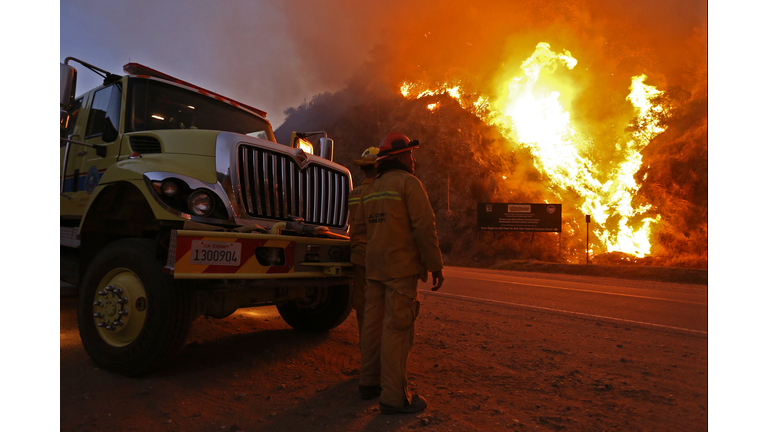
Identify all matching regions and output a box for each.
[354,132,445,414]
[348,147,380,339]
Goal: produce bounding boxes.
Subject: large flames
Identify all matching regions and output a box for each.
[400,42,667,258]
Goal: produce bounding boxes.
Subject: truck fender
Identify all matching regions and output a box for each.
[79,180,184,238]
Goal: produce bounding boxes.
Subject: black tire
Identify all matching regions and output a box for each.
[277,284,352,332]
[77,238,195,376]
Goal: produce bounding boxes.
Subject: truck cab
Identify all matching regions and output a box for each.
[61,58,354,376]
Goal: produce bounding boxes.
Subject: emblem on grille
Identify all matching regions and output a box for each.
[293,148,311,170]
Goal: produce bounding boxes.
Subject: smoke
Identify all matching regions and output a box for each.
[277,1,705,89]
[275,0,707,267]
[61,0,397,127]
[62,0,705,129]
[274,0,706,165]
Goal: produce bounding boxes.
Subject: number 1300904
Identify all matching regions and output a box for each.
[189,240,242,266]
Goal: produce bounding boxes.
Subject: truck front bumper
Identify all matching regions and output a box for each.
[164,229,353,280]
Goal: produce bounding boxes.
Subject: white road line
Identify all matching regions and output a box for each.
[446,275,707,306]
[419,289,708,335]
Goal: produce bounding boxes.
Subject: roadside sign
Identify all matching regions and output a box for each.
[477,203,562,232]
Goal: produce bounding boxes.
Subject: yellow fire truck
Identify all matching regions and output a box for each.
[60,58,353,376]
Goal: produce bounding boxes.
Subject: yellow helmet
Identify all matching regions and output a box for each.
[353,147,380,166]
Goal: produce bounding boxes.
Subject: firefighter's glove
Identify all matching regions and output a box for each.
[431,270,445,291]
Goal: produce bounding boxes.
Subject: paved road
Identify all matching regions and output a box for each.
[419,267,708,334]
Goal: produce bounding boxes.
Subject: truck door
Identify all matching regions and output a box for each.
[78,83,124,197]
[60,95,88,217]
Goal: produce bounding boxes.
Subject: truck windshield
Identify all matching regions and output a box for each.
[125,78,275,141]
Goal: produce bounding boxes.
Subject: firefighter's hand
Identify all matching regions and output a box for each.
[431,270,444,291]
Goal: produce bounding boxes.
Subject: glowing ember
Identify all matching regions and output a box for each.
[401,80,489,116]
[400,42,667,258]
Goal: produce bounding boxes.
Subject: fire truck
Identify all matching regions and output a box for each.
[60,58,354,376]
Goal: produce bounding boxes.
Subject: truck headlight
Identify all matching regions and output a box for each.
[188,189,215,216]
[161,180,179,197]
[148,175,230,221]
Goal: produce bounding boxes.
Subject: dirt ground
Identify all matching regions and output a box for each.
[60,273,707,432]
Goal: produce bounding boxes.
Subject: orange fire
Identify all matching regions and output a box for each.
[400,42,666,258]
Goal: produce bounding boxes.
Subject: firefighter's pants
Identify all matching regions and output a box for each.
[352,264,367,339]
[359,275,420,407]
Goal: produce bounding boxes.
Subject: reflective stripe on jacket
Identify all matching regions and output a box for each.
[348,177,373,266]
[353,169,443,281]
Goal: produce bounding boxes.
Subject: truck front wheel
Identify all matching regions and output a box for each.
[77,238,194,376]
[277,284,352,331]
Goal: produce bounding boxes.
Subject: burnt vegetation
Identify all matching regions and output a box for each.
[633,88,708,268]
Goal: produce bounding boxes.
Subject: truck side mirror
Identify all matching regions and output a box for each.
[319,137,334,162]
[60,64,77,109]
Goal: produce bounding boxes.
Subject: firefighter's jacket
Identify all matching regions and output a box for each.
[348,177,373,266]
[353,169,443,282]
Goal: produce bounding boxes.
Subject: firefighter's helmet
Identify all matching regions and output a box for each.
[375,132,419,161]
[353,147,380,166]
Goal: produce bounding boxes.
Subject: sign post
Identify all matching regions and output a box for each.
[585,214,591,264]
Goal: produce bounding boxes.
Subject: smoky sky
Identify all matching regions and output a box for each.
[60,0,706,129]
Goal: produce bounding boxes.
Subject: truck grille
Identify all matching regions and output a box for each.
[237,146,350,227]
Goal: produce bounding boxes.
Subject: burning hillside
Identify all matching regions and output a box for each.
[400,43,668,259]
[275,1,707,269]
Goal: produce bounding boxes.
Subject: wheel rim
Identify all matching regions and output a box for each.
[290,287,331,314]
[92,268,148,347]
